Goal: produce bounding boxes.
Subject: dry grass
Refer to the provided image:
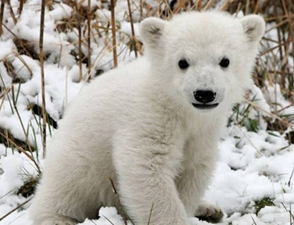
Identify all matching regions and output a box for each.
[39,0,47,158]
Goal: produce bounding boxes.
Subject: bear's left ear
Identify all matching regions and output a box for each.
[140,17,168,48]
[240,15,265,43]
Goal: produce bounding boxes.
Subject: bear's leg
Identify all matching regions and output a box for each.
[112,134,190,225]
[177,160,224,223]
[29,157,102,225]
[29,176,101,225]
[38,215,78,225]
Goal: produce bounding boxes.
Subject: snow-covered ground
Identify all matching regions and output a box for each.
[0,0,293,225]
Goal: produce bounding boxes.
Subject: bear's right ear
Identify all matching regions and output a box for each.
[140,17,168,48]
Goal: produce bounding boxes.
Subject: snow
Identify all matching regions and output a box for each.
[0,1,293,225]
[0,40,16,60]
[48,3,73,21]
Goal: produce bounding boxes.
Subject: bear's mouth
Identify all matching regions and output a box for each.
[192,103,219,109]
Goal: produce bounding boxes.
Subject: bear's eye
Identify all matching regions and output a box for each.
[219,58,230,68]
[178,59,189,70]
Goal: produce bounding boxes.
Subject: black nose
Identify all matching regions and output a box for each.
[194,90,216,104]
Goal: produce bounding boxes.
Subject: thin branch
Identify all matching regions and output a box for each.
[0,0,5,36]
[220,0,235,11]
[76,1,83,81]
[39,0,47,158]
[108,177,128,225]
[0,198,32,221]
[6,0,17,24]
[0,131,41,173]
[204,0,215,10]
[87,0,91,74]
[244,98,294,130]
[127,0,138,57]
[18,0,25,16]
[11,86,36,165]
[110,0,118,67]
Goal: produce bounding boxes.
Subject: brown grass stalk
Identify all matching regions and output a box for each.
[204,0,215,11]
[253,0,260,14]
[259,38,294,57]
[87,0,91,74]
[15,54,33,76]
[196,0,203,11]
[108,177,128,225]
[245,0,250,15]
[0,0,5,36]
[220,0,235,11]
[76,1,83,81]
[11,86,34,156]
[110,0,118,67]
[244,99,294,130]
[0,131,41,173]
[0,87,11,110]
[232,2,242,16]
[140,0,143,20]
[39,0,47,158]
[18,0,25,16]
[273,3,284,63]
[6,0,16,24]
[0,197,32,222]
[127,0,138,57]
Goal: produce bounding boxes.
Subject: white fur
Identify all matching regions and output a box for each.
[29,12,265,225]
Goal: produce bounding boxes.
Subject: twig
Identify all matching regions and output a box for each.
[288,166,294,187]
[0,131,41,173]
[6,0,17,24]
[76,1,83,81]
[259,38,294,56]
[235,2,242,17]
[173,0,187,14]
[103,216,115,225]
[281,202,294,221]
[110,0,118,67]
[87,0,91,74]
[195,0,203,11]
[127,0,138,57]
[0,198,32,221]
[18,0,25,16]
[220,0,235,11]
[15,53,33,76]
[251,216,258,225]
[39,0,47,158]
[245,0,250,15]
[0,88,11,110]
[244,98,294,129]
[1,23,18,38]
[253,0,260,14]
[147,203,154,225]
[204,0,215,10]
[0,0,5,36]
[11,86,36,166]
[108,177,128,225]
[140,0,143,20]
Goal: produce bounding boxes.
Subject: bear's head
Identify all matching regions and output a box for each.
[140,12,265,112]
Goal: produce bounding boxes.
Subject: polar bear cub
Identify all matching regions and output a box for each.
[29,11,265,225]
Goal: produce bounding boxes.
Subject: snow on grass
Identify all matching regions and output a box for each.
[0,0,293,225]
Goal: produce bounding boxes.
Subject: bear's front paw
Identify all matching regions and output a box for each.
[41,221,75,225]
[195,201,224,224]
[40,218,77,225]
